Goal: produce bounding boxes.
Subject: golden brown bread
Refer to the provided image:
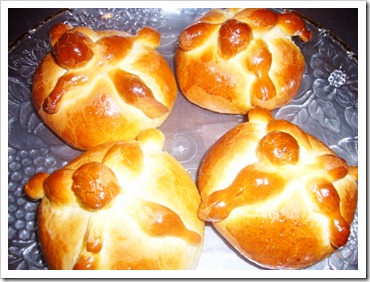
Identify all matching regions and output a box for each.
[32,23,177,150]
[25,129,204,270]
[197,107,358,269]
[175,8,312,114]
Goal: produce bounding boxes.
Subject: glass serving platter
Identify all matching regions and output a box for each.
[8,8,358,270]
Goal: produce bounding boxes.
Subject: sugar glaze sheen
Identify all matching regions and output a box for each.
[8,8,358,270]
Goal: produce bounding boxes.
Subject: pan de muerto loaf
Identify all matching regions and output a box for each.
[32,23,177,150]
[176,8,312,114]
[25,129,204,270]
[197,107,358,269]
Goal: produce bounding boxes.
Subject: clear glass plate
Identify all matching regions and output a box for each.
[8,8,358,270]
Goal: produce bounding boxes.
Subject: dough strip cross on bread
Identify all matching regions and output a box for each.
[42,23,168,119]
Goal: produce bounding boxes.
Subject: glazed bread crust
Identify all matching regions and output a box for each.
[197,107,358,269]
[33,23,177,150]
[25,129,204,270]
[176,8,312,114]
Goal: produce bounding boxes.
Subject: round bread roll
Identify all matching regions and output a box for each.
[32,23,177,150]
[175,8,312,114]
[25,129,204,270]
[197,107,358,269]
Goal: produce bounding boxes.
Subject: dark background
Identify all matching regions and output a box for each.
[8,8,358,54]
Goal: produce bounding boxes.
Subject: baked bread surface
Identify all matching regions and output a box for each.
[33,23,177,150]
[197,107,358,269]
[176,8,312,114]
[25,129,204,270]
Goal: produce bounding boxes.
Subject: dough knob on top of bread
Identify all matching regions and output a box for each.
[33,23,177,150]
[25,128,204,270]
[197,107,358,269]
[175,8,312,114]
